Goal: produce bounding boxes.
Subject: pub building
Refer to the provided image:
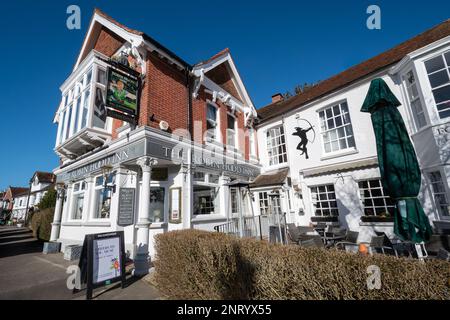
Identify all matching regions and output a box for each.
[50,9,260,274]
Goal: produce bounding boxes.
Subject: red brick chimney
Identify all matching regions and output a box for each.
[271,93,284,103]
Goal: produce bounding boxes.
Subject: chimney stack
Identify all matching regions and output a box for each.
[271,93,284,103]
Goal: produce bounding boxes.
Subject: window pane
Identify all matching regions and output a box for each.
[428,69,449,88]
[149,187,165,223]
[81,90,90,129]
[193,185,219,215]
[97,69,107,85]
[432,85,450,104]
[93,88,107,129]
[227,115,235,129]
[425,55,446,73]
[445,51,450,65]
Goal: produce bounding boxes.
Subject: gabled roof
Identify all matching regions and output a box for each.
[74,8,190,72]
[250,168,289,188]
[32,171,56,184]
[257,19,450,123]
[192,48,256,111]
[9,187,29,198]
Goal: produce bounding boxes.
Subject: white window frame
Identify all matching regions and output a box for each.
[226,112,237,148]
[91,174,114,220]
[357,179,396,217]
[205,101,219,142]
[403,69,428,130]
[192,171,221,217]
[249,127,257,158]
[424,50,450,119]
[310,184,339,217]
[318,100,356,155]
[258,191,270,216]
[70,181,86,221]
[266,124,288,166]
[427,170,450,220]
[56,59,112,148]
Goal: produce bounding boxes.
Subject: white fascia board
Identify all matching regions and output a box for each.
[193,53,255,111]
[142,39,186,70]
[390,36,450,75]
[201,76,246,113]
[73,13,144,71]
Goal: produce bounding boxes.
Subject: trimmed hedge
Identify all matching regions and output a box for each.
[30,208,54,241]
[154,230,450,300]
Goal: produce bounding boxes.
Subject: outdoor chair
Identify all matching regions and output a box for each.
[324,227,346,246]
[343,235,399,257]
[334,231,359,250]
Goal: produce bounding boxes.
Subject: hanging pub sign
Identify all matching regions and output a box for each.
[75,231,126,300]
[105,67,140,124]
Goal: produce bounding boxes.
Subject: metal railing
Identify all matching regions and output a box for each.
[214,216,263,240]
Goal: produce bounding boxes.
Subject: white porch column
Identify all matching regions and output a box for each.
[134,156,157,276]
[181,163,193,229]
[50,185,66,242]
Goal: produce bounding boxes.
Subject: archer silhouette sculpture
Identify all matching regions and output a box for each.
[293,126,313,159]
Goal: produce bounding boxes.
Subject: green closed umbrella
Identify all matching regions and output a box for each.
[361,78,432,243]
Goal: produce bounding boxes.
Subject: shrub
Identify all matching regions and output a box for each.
[37,189,57,210]
[154,229,450,300]
[30,207,54,241]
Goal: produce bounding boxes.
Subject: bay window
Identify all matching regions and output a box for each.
[424,51,450,119]
[55,57,111,149]
[193,171,220,215]
[428,171,450,218]
[266,125,287,166]
[403,70,427,129]
[319,101,355,154]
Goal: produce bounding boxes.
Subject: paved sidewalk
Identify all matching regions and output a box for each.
[0,226,162,300]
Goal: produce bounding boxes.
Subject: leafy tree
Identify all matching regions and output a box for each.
[283,82,320,99]
[38,189,57,210]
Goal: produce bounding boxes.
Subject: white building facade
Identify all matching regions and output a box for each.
[255,20,450,242]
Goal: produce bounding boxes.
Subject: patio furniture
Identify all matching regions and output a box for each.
[313,223,327,239]
[324,227,346,246]
[286,224,318,244]
[334,231,359,250]
[299,236,325,248]
[344,235,399,257]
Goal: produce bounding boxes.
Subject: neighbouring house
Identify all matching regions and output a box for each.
[49,9,259,270]
[2,187,30,221]
[255,19,450,242]
[27,171,56,210]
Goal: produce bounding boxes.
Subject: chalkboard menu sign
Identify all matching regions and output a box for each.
[117,188,135,226]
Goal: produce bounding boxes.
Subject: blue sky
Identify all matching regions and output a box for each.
[0,0,449,190]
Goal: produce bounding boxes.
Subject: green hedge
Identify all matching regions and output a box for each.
[30,208,54,241]
[154,229,450,300]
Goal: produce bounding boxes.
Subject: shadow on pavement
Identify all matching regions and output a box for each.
[0,228,43,259]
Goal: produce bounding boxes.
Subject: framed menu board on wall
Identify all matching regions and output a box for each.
[169,187,182,224]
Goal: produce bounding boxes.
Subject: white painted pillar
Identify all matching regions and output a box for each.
[50,185,66,242]
[181,163,193,229]
[134,156,157,276]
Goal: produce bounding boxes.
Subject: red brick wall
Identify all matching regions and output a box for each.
[93,27,124,57]
[138,53,188,134]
